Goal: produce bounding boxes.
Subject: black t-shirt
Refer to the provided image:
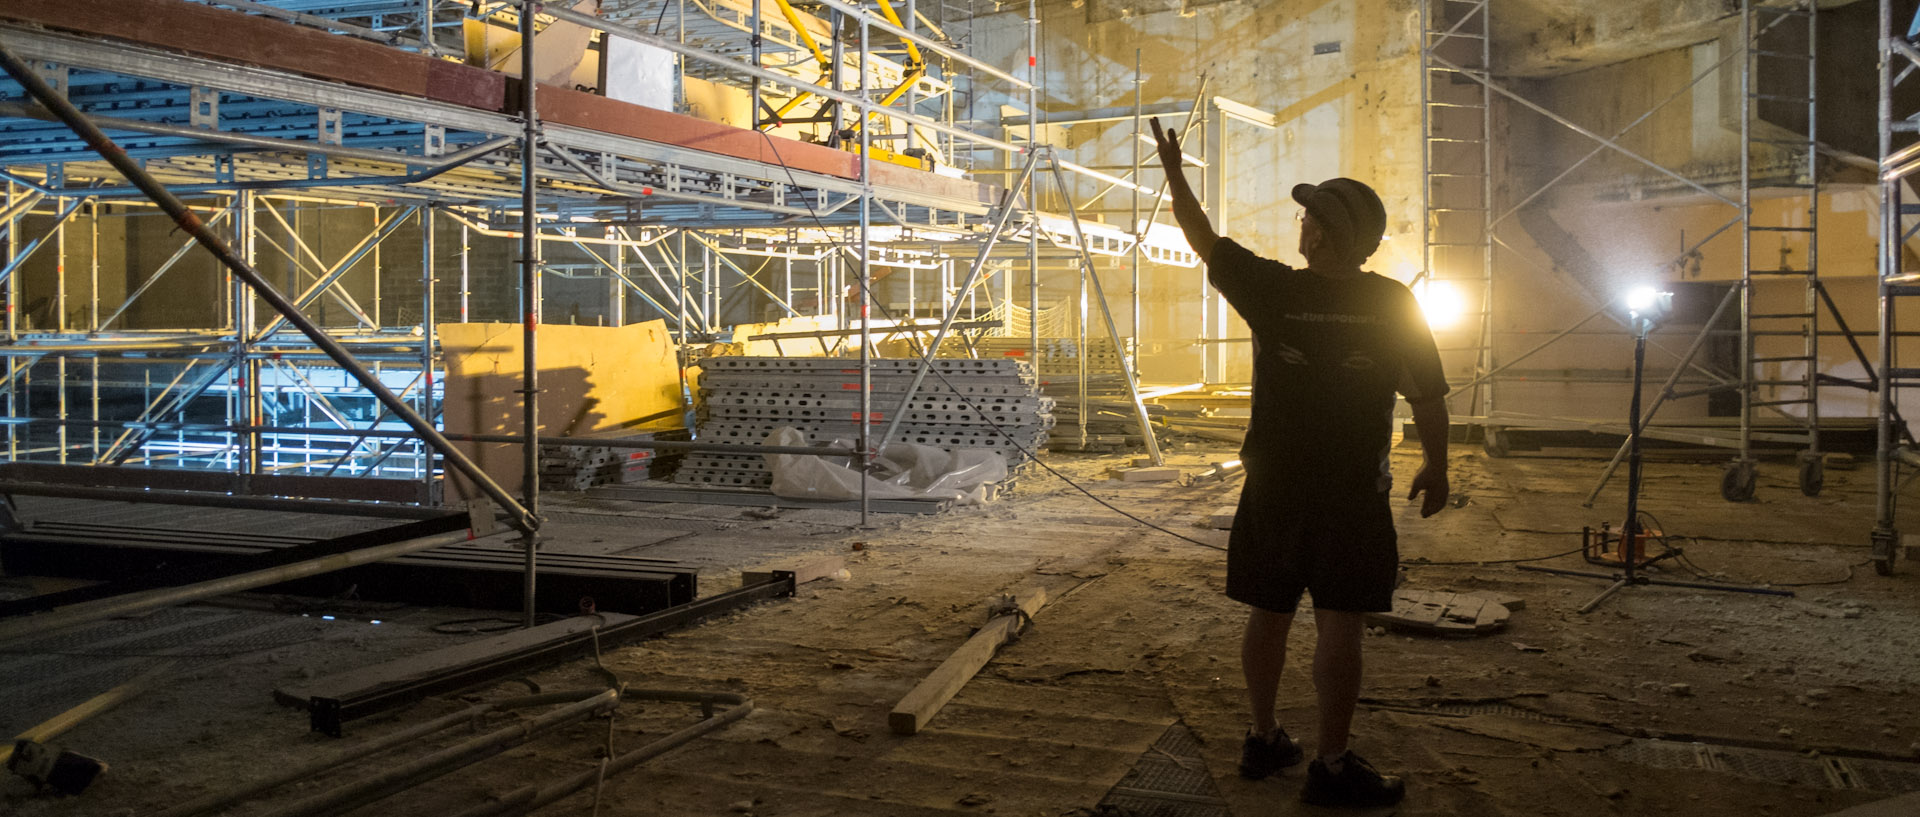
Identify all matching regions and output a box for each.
[1208,237,1449,498]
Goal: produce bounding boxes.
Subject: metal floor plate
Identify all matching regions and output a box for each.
[1404,703,1920,795]
[1610,739,1920,793]
[0,607,319,735]
[1093,721,1231,817]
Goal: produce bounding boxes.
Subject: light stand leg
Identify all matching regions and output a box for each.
[1577,578,1631,614]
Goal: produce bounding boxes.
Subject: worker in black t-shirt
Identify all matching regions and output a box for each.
[1151,117,1451,809]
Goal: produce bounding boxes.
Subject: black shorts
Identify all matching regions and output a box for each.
[1225,471,1399,614]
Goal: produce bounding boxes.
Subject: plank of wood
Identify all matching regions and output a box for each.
[889,587,1046,736]
[1110,467,1180,482]
[741,554,846,587]
[1209,506,1237,530]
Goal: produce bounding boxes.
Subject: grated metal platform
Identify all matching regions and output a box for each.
[1414,700,1920,794]
[1610,739,1920,793]
[0,607,320,735]
[1093,721,1231,817]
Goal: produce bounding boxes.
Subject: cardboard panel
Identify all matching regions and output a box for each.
[438,320,685,500]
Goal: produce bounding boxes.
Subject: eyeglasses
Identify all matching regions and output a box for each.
[1294,210,1307,224]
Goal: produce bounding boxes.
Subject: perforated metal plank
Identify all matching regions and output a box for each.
[1610,740,1920,793]
[1090,721,1229,817]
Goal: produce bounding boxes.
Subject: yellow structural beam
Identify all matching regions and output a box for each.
[771,0,833,70]
[873,0,924,70]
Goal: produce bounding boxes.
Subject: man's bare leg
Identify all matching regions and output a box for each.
[1311,609,1366,757]
[1242,607,1295,735]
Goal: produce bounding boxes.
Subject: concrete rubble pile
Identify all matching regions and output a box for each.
[674,356,1054,489]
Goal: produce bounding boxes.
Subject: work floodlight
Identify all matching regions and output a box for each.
[1624,287,1673,337]
[1520,282,1778,610]
[1415,280,1466,330]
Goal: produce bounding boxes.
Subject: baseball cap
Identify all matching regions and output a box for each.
[1291,178,1387,266]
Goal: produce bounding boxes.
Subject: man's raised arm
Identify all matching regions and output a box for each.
[1151,117,1218,260]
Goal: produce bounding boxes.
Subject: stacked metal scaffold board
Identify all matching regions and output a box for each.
[540,431,688,492]
[939,338,1153,451]
[676,357,1054,489]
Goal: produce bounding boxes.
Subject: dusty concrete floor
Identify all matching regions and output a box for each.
[3,438,1919,816]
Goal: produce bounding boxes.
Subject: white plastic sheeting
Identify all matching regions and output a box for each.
[763,427,1006,505]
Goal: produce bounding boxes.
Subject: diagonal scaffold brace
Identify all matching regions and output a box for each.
[0,44,539,535]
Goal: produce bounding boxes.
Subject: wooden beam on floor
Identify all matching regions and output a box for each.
[889,586,1046,736]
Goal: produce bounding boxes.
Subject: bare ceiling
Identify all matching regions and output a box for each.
[1492,0,1869,77]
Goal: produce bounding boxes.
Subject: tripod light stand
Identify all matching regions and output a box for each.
[1519,288,1793,613]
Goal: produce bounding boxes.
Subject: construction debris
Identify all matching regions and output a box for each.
[1365,590,1514,636]
[677,356,1053,489]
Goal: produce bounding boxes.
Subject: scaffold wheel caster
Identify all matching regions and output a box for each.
[1797,456,1824,498]
[1871,527,1899,576]
[1720,461,1757,502]
[1483,427,1510,459]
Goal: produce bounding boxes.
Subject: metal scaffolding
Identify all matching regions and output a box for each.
[1731,0,1824,501]
[1872,0,1920,576]
[1420,0,1496,417]
[1421,0,1869,507]
[0,0,1194,531]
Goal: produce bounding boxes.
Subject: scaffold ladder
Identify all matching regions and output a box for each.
[1872,0,1920,575]
[1420,0,1496,416]
[1729,0,1822,501]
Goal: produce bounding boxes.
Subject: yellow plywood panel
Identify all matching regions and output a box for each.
[438,320,684,500]
[733,315,842,357]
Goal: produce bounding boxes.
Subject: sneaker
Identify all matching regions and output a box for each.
[1238,727,1305,779]
[1300,751,1405,808]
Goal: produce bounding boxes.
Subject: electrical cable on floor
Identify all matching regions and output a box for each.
[1633,509,1860,587]
[1399,546,1589,567]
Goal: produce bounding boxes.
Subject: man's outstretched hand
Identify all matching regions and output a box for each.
[1151,116,1217,258]
[1150,117,1183,176]
[1409,465,1450,518]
